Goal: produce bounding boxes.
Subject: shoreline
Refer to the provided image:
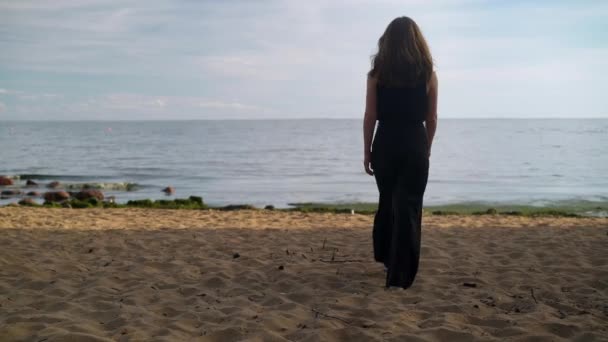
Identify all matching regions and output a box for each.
[2,173,608,217]
[2,175,608,218]
[1,197,607,218]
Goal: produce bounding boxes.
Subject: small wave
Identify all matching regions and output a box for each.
[580,129,607,134]
[63,182,139,191]
[4,176,139,191]
[581,210,608,218]
[117,174,167,180]
[119,167,175,173]
[19,174,111,181]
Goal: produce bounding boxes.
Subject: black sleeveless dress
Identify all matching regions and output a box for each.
[371,81,430,289]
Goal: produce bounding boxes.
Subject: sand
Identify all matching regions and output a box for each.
[0,208,607,341]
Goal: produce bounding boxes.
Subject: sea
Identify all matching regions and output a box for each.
[1,119,607,208]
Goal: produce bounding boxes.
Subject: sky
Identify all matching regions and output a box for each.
[0,0,607,120]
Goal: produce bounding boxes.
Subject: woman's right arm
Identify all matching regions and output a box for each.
[363,76,378,176]
[425,71,438,157]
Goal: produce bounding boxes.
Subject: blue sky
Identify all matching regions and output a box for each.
[0,0,606,120]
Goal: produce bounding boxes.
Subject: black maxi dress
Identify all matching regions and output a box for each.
[370,81,430,289]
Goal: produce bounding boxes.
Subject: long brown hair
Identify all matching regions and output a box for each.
[369,16,433,87]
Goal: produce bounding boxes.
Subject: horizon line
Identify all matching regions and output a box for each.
[1,117,607,122]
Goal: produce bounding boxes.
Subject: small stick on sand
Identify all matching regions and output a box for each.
[319,259,363,263]
[311,308,352,325]
[530,288,538,304]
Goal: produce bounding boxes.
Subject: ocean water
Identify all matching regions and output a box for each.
[1,119,607,207]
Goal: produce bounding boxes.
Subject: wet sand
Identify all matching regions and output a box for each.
[0,208,607,341]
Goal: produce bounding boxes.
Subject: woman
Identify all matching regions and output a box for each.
[363,16,438,289]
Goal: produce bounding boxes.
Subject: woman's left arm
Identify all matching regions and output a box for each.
[363,76,378,176]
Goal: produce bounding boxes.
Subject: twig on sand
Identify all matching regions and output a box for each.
[530,288,538,304]
[311,308,352,325]
[319,259,363,263]
[322,238,327,250]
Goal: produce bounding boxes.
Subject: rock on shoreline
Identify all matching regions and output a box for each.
[47,181,61,189]
[0,177,14,186]
[75,190,104,201]
[44,191,71,202]
[1,190,21,197]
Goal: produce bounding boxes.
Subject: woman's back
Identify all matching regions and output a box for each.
[376,82,428,125]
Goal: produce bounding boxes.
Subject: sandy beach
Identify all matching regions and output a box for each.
[0,208,607,341]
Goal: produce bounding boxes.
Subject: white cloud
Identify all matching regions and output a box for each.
[63,94,272,119]
[0,88,23,95]
[198,100,262,111]
[1,90,275,120]
[17,93,62,101]
[196,47,338,82]
[0,89,63,102]
[0,0,126,11]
